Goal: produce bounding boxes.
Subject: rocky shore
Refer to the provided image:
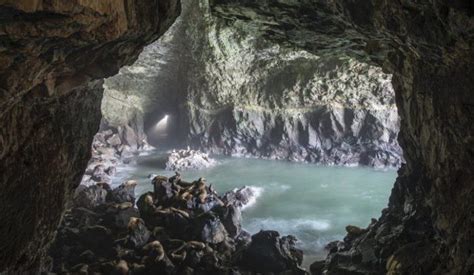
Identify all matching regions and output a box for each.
[80,122,154,187]
[50,175,305,274]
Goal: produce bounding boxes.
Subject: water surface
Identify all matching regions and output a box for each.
[112,151,396,267]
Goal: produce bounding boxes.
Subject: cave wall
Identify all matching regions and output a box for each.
[1,0,472,273]
[102,0,402,167]
[207,0,474,273]
[0,0,180,272]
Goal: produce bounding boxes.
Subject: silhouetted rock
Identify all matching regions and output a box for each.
[240,230,305,274]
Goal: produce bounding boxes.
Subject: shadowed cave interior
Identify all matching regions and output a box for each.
[0,0,473,274]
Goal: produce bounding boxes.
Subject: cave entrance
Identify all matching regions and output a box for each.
[67,0,403,272]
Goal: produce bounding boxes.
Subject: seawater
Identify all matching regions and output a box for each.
[112,151,396,268]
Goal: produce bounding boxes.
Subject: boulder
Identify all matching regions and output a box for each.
[215,204,242,238]
[126,218,151,249]
[110,180,138,204]
[240,230,304,274]
[165,148,217,171]
[193,213,228,244]
[74,184,109,209]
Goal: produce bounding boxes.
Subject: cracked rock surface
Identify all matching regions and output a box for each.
[0,0,180,272]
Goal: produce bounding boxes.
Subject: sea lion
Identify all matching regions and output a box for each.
[187,241,206,250]
[143,241,165,262]
[113,260,129,275]
[128,217,140,231]
[196,178,208,203]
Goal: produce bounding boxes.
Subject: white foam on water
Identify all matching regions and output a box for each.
[267,182,291,192]
[239,186,264,211]
[244,217,332,234]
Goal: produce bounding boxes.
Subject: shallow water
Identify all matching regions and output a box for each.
[112,151,396,268]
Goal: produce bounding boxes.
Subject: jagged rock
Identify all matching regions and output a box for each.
[126,218,151,249]
[165,149,217,171]
[221,186,260,208]
[193,213,228,244]
[214,204,242,238]
[73,185,109,209]
[79,226,114,254]
[240,230,304,274]
[101,203,140,230]
[90,165,112,184]
[110,180,138,204]
[102,0,402,168]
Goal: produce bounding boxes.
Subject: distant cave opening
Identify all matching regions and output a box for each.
[62,0,404,271]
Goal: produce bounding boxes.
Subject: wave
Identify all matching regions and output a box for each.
[244,217,332,235]
[236,186,264,211]
[267,182,291,192]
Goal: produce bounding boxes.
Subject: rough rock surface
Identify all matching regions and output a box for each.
[165,148,217,171]
[102,0,402,167]
[206,0,474,274]
[50,175,305,274]
[1,0,473,274]
[0,1,180,272]
[80,122,154,187]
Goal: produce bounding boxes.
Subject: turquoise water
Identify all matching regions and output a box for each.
[112,152,396,267]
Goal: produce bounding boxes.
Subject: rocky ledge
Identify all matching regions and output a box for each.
[165,148,217,171]
[50,175,305,274]
[81,122,154,187]
[101,0,402,168]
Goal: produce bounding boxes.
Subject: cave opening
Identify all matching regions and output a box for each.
[2,0,472,274]
[61,0,403,272]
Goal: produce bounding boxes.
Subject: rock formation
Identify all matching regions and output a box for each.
[1,0,473,274]
[102,0,402,167]
[0,1,180,272]
[205,0,474,274]
[165,148,217,171]
[50,175,305,274]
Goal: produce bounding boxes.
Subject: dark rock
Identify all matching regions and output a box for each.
[126,218,151,249]
[110,181,138,204]
[79,226,114,254]
[73,184,109,209]
[193,213,228,244]
[240,230,305,273]
[101,203,140,230]
[221,186,259,208]
[310,260,325,275]
[215,204,242,238]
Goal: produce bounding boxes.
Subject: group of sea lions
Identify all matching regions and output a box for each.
[50,173,306,274]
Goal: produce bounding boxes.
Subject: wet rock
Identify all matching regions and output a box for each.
[79,226,114,254]
[345,225,367,242]
[215,204,242,238]
[101,203,140,230]
[51,174,306,274]
[165,148,217,171]
[126,218,151,249]
[193,213,228,244]
[110,180,138,204]
[310,260,325,275]
[240,230,305,274]
[73,184,109,209]
[221,186,260,208]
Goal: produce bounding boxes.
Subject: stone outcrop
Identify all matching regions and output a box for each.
[206,0,474,274]
[50,175,305,274]
[102,0,402,167]
[165,148,217,171]
[1,0,473,274]
[0,1,180,272]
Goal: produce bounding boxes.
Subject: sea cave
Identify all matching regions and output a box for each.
[0,0,473,274]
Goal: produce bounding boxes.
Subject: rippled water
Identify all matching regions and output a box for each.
[112,151,396,267]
